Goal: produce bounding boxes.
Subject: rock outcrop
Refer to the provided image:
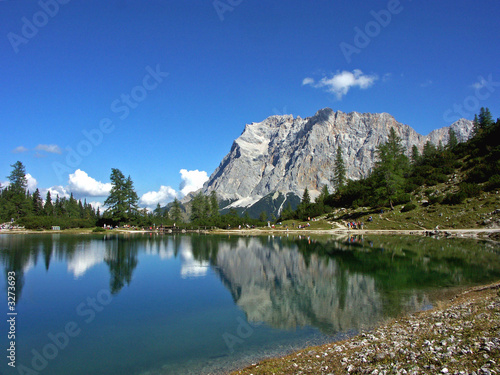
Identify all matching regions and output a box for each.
[202,109,473,206]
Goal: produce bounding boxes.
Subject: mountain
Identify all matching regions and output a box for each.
[200,108,474,218]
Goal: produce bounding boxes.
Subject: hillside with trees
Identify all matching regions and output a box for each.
[282,108,499,226]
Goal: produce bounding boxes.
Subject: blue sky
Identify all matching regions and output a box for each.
[1,0,499,209]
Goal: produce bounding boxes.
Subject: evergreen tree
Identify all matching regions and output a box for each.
[6,161,30,219]
[7,161,27,194]
[478,107,494,129]
[411,145,421,165]
[154,203,162,218]
[124,176,139,218]
[67,193,80,218]
[104,168,128,222]
[374,128,409,209]
[162,206,169,220]
[209,191,220,218]
[333,145,346,191]
[32,189,44,216]
[301,187,311,206]
[423,141,436,159]
[317,185,329,204]
[170,198,183,223]
[297,187,311,219]
[448,128,458,149]
[259,211,268,222]
[44,191,54,216]
[190,192,204,222]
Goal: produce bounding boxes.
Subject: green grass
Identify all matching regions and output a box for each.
[327,189,499,231]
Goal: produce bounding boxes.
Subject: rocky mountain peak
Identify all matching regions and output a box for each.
[202,108,474,210]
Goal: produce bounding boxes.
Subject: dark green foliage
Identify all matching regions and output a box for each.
[486,174,500,191]
[429,195,444,205]
[401,203,417,212]
[448,128,458,149]
[443,191,467,205]
[18,216,95,230]
[333,145,346,190]
[169,198,183,223]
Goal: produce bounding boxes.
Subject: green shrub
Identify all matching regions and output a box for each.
[401,203,417,212]
[443,191,467,205]
[486,174,500,191]
[92,227,106,233]
[459,182,481,198]
[393,193,411,205]
[429,195,444,205]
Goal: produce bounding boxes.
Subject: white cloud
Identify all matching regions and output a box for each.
[42,185,70,199]
[88,201,104,211]
[25,174,37,192]
[140,185,177,209]
[68,169,112,197]
[179,169,209,196]
[35,144,62,154]
[302,77,315,86]
[12,146,28,153]
[303,69,378,99]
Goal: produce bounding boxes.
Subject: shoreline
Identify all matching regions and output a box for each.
[229,281,500,375]
[2,227,500,239]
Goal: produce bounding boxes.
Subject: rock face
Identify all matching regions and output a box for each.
[202,108,473,205]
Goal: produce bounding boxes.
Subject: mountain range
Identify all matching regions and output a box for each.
[191,108,474,218]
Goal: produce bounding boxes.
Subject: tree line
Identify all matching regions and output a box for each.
[0,161,99,229]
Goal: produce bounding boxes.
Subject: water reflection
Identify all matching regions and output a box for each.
[1,233,500,335]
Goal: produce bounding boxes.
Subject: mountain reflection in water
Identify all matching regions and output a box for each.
[1,233,500,336]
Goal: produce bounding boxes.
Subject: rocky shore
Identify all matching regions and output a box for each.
[230,283,500,375]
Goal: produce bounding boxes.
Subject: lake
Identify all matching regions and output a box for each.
[1,233,500,374]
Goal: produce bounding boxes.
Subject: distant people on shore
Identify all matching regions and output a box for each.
[347,221,364,230]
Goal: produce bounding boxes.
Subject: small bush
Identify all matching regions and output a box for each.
[401,203,417,212]
[459,182,481,198]
[486,174,500,191]
[393,193,411,205]
[92,227,106,233]
[429,195,444,204]
[443,191,467,205]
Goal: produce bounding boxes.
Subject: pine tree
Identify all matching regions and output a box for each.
[154,203,162,218]
[423,141,436,159]
[124,176,139,218]
[411,145,421,165]
[7,161,27,194]
[448,128,458,149]
[301,187,311,206]
[32,189,44,216]
[374,127,409,209]
[104,168,128,222]
[170,198,183,223]
[478,107,494,129]
[333,145,346,191]
[190,193,204,222]
[44,191,54,216]
[209,191,220,218]
[6,161,30,219]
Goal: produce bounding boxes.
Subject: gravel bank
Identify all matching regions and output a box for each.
[230,282,500,375]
